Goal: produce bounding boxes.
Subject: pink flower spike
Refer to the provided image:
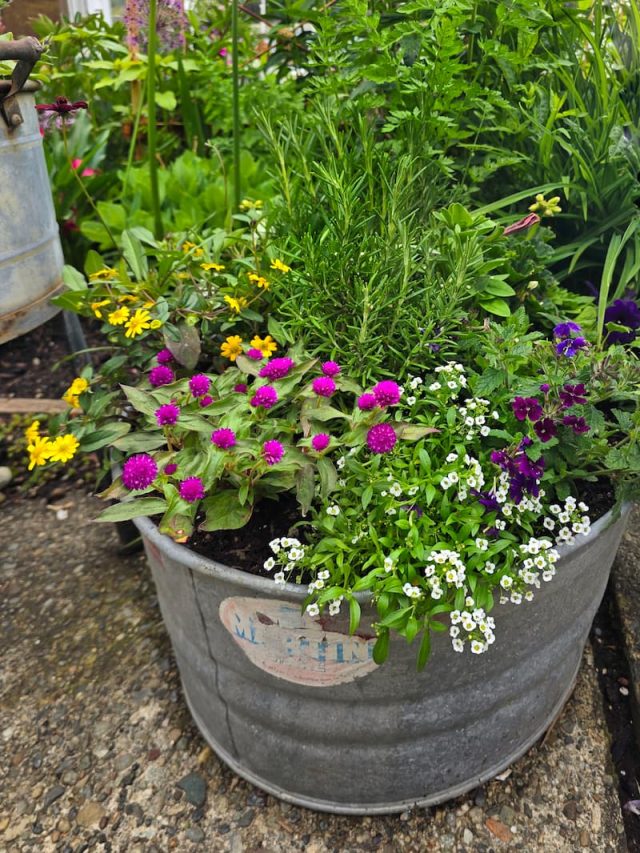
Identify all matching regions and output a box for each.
[366,423,397,454]
[263,440,284,466]
[179,477,206,503]
[312,377,336,397]
[311,433,330,452]
[372,380,401,407]
[321,361,341,377]
[71,158,82,170]
[211,428,236,449]
[357,393,377,411]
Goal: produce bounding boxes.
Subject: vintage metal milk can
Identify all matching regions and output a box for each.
[0,38,63,343]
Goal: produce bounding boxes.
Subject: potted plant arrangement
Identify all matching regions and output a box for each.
[26,212,639,813]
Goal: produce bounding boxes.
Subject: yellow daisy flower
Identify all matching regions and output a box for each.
[182,241,203,258]
[270,259,291,273]
[239,199,263,211]
[90,299,111,319]
[48,434,80,464]
[117,294,138,303]
[108,306,130,326]
[62,377,89,408]
[89,268,118,281]
[27,436,53,470]
[201,262,225,272]
[125,309,153,339]
[224,295,248,314]
[248,273,270,290]
[220,335,244,361]
[250,334,278,358]
[25,420,40,443]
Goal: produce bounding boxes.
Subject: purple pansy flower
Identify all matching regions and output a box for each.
[559,383,587,409]
[511,396,543,422]
[534,417,557,443]
[562,415,590,434]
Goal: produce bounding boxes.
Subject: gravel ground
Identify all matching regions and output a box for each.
[0,489,628,852]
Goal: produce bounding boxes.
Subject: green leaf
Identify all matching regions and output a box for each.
[372,630,389,665]
[361,484,373,509]
[317,457,338,500]
[62,265,87,292]
[121,384,157,417]
[155,90,177,111]
[479,298,511,317]
[295,464,316,515]
[121,229,148,280]
[79,422,131,452]
[397,424,440,441]
[164,323,201,370]
[112,433,167,452]
[483,279,516,297]
[417,629,431,670]
[200,491,253,531]
[84,250,105,277]
[96,497,167,523]
[349,597,362,635]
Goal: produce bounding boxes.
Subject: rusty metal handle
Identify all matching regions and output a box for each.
[0,37,46,130]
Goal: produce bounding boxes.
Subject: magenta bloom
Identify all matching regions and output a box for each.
[357,393,378,411]
[312,377,336,397]
[372,380,401,407]
[211,428,236,449]
[149,365,175,387]
[259,357,295,380]
[563,415,590,434]
[366,423,397,454]
[321,361,341,377]
[311,433,330,452]
[559,383,587,409]
[189,374,211,398]
[250,385,279,409]
[122,454,158,490]
[512,396,543,422]
[234,383,248,394]
[534,417,557,443]
[540,383,550,394]
[164,463,178,475]
[156,348,174,365]
[179,477,206,503]
[155,402,180,426]
[246,348,264,360]
[263,440,284,466]
[199,395,213,408]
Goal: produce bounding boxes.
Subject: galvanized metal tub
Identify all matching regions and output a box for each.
[135,506,629,814]
[0,80,63,343]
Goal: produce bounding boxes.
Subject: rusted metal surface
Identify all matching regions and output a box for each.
[0,84,63,344]
[0,39,45,129]
[135,507,630,814]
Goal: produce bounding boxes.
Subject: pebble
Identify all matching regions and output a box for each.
[177,772,206,807]
[236,808,255,828]
[0,466,12,489]
[42,785,65,810]
[76,801,106,827]
[186,826,205,843]
[462,828,474,844]
[115,753,135,772]
[562,801,578,821]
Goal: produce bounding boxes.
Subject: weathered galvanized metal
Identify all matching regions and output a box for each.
[0,78,63,343]
[135,507,629,814]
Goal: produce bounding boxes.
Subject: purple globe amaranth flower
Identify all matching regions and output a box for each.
[534,417,557,443]
[149,365,175,387]
[156,348,174,365]
[366,423,397,454]
[234,383,248,394]
[247,348,264,360]
[372,380,401,407]
[311,433,330,452]
[559,383,587,409]
[259,357,295,380]
[122,454,158,490]
[604,299,640,344]
[312,376,336,397]
[511,396,543,422]
[321,361,341,377]
[155,402,180,426]
[357,393,378,411]
[164,463,178,475]
[555,336,589,358]
[263,440,284,466]
[199,395,213,408]
[563,415,590,434]
[250,385,279,409]
[179,477,206,503]
[211,428,236,449]
[553,321,582,340]
[189,373,211,398]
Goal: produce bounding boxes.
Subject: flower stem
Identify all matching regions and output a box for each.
[147,0,164,240]
[231,0,241,212]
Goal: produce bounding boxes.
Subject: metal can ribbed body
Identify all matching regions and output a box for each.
[0,82,63,343]
[135,507,628,814]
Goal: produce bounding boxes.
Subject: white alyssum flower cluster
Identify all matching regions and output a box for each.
[458,395,496,441]
[428,362,467,398]
[266,536,305,585]
[546,496,592,544]
[450,603,496,654]
[424,548,467,597]
[440,453,485,501]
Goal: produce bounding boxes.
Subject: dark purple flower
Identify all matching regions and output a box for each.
[263,440,284,465]
[534,417,557,442]
[259,357,295,380]
[122,454,158,490]
[311,433,330,452]
[247,348,264,360]
[559,383,587,409]
[189,374,211,398]
[149,365,175,387]
[474,490,501,513]
[372,380,401,407]
[234,383,248,394]
[199,395,213,408]
[211,428,236,449]
[36,96,88,132]
[164,463,177,475]
[366,423,397,454]
[562,415,590,434]
[312,377,336,397]
[321,361,341,377]
[250,385,278,409]
[155,402,180,426]
[555,336,589,358]
[511,396,543,422]
[516,454,544,480]
[490,449,510,469]
[179,477,205,502]
[357,393,378,411]
[604,299,640,344]
[540,383,550,394]
[553,321,582,339]
[156,348,174,365]
[401,504,424,517]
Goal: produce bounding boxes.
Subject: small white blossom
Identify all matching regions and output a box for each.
[269,538,281,554]
[446,453,458,463]
[384,557,395,573]
[389,483,403,497]
[263,557,275,571]
[475,538,489,552]
[406,395,416,406]
[306,603,320,617]
[318,570,330,580]
[403,583,423,599]
[326,505,340,516]
[452,638,464,653]
[429,381,441,391]
[470,640,486,655]
[274,572,286,585]
[500,576,513,589]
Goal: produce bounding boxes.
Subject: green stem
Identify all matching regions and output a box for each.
[231,0,241,211]
[147,0,164,240]
[123,85,145,195]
